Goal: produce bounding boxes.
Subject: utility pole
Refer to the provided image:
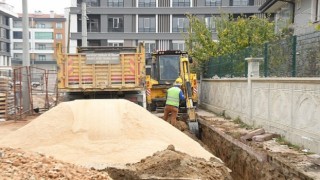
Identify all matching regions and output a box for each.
[22,0,30,113]
[81,1,87,47]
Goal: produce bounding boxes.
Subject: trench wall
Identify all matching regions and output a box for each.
[199,78,320,154]
[199,119,314,180]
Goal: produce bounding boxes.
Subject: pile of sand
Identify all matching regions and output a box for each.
[0,99,219,169]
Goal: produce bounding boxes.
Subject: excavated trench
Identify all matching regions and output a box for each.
[197,117,314,180]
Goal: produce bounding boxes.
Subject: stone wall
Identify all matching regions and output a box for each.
[200,78,320,154]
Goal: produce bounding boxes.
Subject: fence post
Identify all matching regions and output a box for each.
[292,35,297,77]
[245,57,263,125]
[218,56,222,78]
[264,42,268,77]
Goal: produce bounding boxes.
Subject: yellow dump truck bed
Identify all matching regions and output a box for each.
[56,44,145,92]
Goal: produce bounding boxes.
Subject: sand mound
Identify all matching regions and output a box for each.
[0,99,217,168]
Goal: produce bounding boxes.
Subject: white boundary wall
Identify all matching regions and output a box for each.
[200,78,320,154]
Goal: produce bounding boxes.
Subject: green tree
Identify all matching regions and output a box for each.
[185,13,276,74]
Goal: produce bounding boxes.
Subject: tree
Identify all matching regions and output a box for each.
[184,13,276,73]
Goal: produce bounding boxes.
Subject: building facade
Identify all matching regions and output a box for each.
[0,1,17,66]
[11,11,66,71]
[259,0,320,35]
[67,0,267,54]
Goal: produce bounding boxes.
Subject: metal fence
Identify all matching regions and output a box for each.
[204,31,320,78]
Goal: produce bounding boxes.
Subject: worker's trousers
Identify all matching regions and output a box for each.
[163,105,178,126]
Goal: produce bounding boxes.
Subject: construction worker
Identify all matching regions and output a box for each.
[163,77,185,126]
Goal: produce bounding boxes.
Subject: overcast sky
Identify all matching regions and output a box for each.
[7,0,70,14]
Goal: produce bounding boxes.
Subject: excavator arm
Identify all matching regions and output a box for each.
[179,55,199,137]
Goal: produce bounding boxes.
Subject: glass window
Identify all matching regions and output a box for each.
[38,44,46,50]
[172,42,185,51]
[232,0,249,6]
[108,0,124,7]
[138,16,156,32]
[35,32,53,39]
[205,16,217,32]
[87,15,100,32]
[139,0,156,7]
[56,22,63,29]
[108,17,124,32]
[172,0,190,7]
[39,55,46,61]
[159,55,180,81]
[13,31,23,39]
[205,0,222,6]
[56,33,63,39]
[145,42,156,53]
[172,16,189,32]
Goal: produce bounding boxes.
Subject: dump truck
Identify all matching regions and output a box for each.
[56,43,146,107]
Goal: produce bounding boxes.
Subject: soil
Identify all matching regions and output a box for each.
[0,147,110,179]
[196,109,320,180]
[0,100,231,179]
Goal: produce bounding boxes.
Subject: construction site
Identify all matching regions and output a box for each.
[0,43,320,180]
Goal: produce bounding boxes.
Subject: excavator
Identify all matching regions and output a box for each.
[145,50,199,136]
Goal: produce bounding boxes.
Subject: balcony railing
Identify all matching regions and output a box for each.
[107,2,124,7]
[138,28,156,32]
[35,47,54,50]
[138,2,156,7]
[172,27,188,32]
[205,1,222,6]
[172,2,190,7]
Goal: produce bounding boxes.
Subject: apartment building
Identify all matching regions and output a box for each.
[0,0,17,66]
[11,11,66,71]
[67,0,267,54]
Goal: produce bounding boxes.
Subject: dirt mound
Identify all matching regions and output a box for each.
[0,147,110,179]
[105,145,232,180]
[0,99,219,169]
[132,146,232,180]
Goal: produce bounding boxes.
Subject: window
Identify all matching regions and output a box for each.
[0,28,6,38]
[231,0,253,6]
[39,55,46,61]
[172,42,185,51]
[205,16,217,32]
[145,42,156,53]
[77,0,100,7]
[56,22,63,29]
[87,15,100,32]
[108,40,124,47]
[312,0,320,22]
[36,24,46,28]
[35,32,53,39]
[108,0,124,7]
[205,0,221,6]
[56,33,63,40]
[139,0,156,7]
[108,17,124,32]
[172,16,189,32]
[172,0,190,7]
[38,44,46,50]
[178,18,184,28]
[13,31,23,39]
[138,16,156,32]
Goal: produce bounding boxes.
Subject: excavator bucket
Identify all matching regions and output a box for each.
[187,108,200,138]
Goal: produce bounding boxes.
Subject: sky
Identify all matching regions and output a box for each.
[7,0,70,14]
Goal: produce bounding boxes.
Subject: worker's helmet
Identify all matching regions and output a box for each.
[174,77,183,86]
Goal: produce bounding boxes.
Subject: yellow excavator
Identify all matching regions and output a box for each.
[145,50,199,136]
